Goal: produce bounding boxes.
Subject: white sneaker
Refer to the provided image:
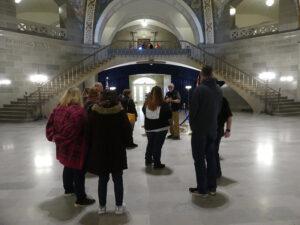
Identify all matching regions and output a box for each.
[98,206,106,215]
[115,204,126,215]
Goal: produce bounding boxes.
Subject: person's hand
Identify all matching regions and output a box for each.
[224,130,231,138]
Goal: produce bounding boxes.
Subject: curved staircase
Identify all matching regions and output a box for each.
[0,40,300,122]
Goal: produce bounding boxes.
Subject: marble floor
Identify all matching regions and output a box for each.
[1,113,300,225]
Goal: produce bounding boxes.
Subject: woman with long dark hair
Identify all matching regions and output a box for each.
[142,86,172,169]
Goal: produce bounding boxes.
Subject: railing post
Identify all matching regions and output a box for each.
[277,88,281,113]
[25,92,28,120]
[264,81,269,114]
[38,86,43,119]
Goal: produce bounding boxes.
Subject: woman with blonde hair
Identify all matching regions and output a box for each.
[46,87,95,207]
[142,86,172,169]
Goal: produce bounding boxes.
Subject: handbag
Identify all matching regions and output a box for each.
[127,113,136,123]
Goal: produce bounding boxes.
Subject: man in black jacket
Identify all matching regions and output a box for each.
[189,66,223,197]
[165,83,181,140]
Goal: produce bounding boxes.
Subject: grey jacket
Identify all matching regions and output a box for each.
[189,78,223,136]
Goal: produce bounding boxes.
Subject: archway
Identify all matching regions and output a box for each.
[94,0,204,45]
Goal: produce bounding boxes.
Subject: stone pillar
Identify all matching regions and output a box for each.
[0,0,17,29]
[203,0,215,44]
[84,0,97,45]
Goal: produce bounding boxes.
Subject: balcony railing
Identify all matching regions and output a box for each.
[231,23,279,40]
[16,19,67,40]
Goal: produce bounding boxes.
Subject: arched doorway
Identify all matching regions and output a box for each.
[132,76,156,104]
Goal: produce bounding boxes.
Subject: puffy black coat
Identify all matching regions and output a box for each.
[86,104,132,175]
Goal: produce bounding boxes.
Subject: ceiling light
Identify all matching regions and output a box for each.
[265,0,274,7]
[229,7,236,16]
[280,76,294,82]
[0,79,11,85]
[15,0,22,4]
[141,19,148,27]
[259,72,276,81]
[29,74,48,84]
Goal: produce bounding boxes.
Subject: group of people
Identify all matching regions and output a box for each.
[45,65,233,215]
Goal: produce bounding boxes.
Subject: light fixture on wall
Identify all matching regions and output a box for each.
[15,0,22,4]
[141,19,148,27]
[185,85,192,90]
[29,74,48,84]
[0,79,11,86]
[280,76,294,82]
[265,0,274,7]
[109,86,116,91]
[259,72,276,81]
[229,7,236,16]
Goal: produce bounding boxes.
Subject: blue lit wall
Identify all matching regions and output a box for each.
[98,63,199,106]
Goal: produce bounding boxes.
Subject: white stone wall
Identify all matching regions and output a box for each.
[205,30,300,101]
[0,30,95,107]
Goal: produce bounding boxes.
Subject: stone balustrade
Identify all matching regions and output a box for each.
[16,19,67,40]
[231,23,279,40]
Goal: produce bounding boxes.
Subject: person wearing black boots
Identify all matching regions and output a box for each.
[143,86,172,169]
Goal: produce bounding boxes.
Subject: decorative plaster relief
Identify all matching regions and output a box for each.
[84,0,97,44]
[203,0,214,44]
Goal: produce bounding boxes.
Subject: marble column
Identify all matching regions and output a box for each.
[84,0,97,44]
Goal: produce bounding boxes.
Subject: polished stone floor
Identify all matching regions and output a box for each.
[1,113,300,225]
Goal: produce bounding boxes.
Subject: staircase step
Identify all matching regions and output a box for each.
[273,111,300,116]
[0,114,28,119]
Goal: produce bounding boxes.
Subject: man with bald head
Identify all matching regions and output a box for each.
[165,83,181,140]
[94,82,103,93]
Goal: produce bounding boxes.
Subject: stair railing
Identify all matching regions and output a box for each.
[22,40,281,114]
[179,40,281,114]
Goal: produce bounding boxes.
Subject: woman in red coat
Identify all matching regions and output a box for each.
[46,87,95,207]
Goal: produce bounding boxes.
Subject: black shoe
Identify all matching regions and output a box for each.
[74,197,96,207]
[127,143,138,149]
[153,164,165,169]
[189,188,208,198]
[167,135,173,139]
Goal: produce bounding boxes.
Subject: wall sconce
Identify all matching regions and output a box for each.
[280,76,294,82]
[259,72,276,81]
[0,79,12,86]
[29,74,49,84]
[185,85,192,90]
[229,7,236,16]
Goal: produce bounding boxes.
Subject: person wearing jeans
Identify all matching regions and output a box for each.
[87,90,131,215]
[189,66,223,197]
[63,167,86,200]
[143,86,172,169]
[46,87,95,207]
[98,172,123,207]
[145,130,168,166]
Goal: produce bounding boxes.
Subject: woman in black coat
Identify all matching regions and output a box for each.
[87,90,132,215]
[120,89,138,149]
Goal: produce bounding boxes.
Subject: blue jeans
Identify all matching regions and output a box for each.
[63,167,86,201]
[191,133,217,194]
[98,171,123,207]
[145,130,168,165]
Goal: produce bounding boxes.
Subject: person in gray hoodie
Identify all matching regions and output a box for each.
[189,65,223,197]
